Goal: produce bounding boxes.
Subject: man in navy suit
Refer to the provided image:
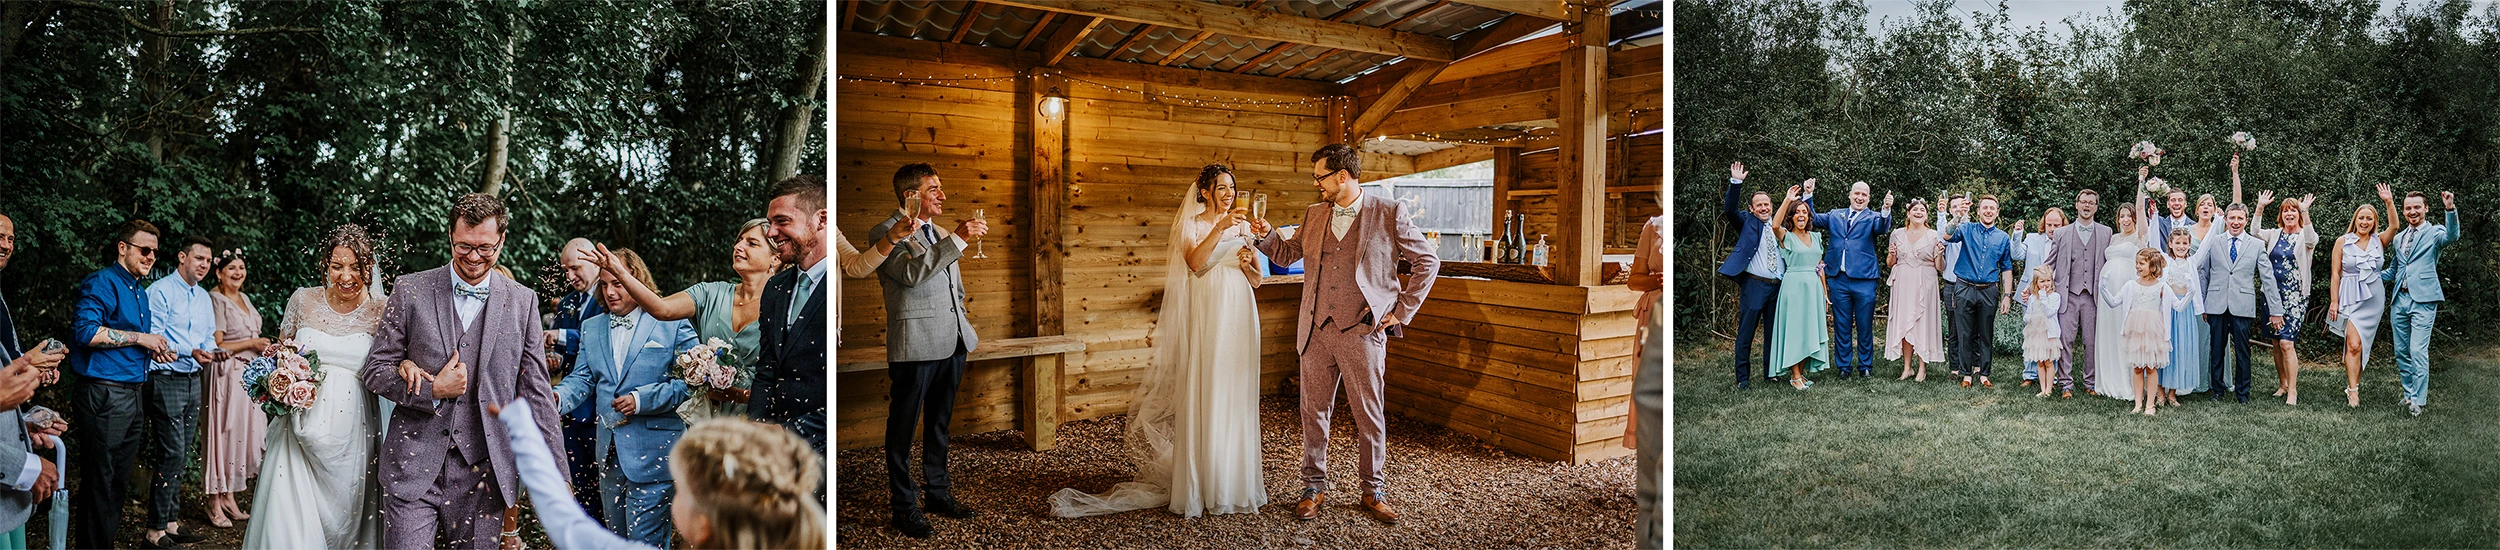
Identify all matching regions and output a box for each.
[1714,162,1801,390]
[1813,180,1893,378]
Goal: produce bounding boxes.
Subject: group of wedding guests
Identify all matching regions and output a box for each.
[1718,153,2460,417]
[0,180,830,549]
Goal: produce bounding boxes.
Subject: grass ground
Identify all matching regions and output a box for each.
[1672,338,2500,548]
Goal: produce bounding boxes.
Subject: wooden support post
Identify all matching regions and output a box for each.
[1325,95,1352,145]
[1027,72,1069,450]
[1554,4,1607,286]
[1023,354,1061,450]
[1493,145,1519,229]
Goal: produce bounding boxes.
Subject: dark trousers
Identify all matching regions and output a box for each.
[1943,279,1964,375]
[561,411,605,529]
[1951,281,2003,378]
[2207,313,2255,399]
[71,381,145,548]
[1828,277,1881,373]
[886,343,968,512]
[144,371,200,526]
[1732,276,1779,385]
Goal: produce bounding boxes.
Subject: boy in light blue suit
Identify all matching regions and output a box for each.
[554,249,697,547]
[2379,186,2457,417]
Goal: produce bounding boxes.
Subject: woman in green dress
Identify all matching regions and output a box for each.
[589,218,783,419]
[1769,187,1832,389]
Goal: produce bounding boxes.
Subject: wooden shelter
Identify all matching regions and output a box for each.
[833,0,1662,465]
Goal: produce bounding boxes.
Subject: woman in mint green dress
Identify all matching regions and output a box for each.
[590,219,783,419]
[1768,189,1832,389]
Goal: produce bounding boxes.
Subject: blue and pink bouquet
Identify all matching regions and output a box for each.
[241,339,323,417]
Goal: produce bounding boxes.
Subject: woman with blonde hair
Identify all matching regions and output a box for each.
[495,400,825,549]
[2326,191,2396,407]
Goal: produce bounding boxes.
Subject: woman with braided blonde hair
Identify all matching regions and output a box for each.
[494,398,825,550]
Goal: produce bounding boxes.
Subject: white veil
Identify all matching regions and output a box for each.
[1048,187,1209,517]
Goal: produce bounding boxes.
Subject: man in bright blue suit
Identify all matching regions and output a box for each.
[553,249,696,547]
[1812,180,1893,378]
[1713,162,1806,390]
[2380,185,2457,417]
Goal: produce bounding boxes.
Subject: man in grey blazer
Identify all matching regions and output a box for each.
[2040,189,2110,397]
[0,212,68,545]
[2382,186,2458,416]
[868,163,987,538]
[2190,203,2282,403]
[362,194,563,550]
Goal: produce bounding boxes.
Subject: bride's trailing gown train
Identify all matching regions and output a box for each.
[241,287,386,549]
[1050,199,1268,518]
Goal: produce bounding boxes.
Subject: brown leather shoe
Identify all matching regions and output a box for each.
[1361,492,1399,525]
[1294,488,1324,521]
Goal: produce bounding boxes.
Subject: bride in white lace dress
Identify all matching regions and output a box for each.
[242,227,387,549]
[1052,165,1268,518]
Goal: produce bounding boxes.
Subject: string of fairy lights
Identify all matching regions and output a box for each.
[837,70,1663,144]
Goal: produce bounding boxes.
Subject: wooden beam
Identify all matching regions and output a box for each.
[948,2,985,43]
[1022,354,1062,450]
[1038,15,1103,67]
[841,30,1345,99]
[1554,4,1606,286]
[984,0,1458,61]
[1448,0,1571,22]
[1028,71,1068,341]
[843,0,862,32]
[1454,12,1556,60]
[1347,60,1447,139]
[1102,22,1155,62]
[1493,145,1519,235]
[1229,43,1302,75]
[1375,87,1552,137]
[1325,96,1352,144]
[1015,11,1060,50]
[1155,30,1213,65]
[1415,144,1496,172]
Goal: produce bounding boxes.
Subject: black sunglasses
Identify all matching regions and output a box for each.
[121,241,156,256]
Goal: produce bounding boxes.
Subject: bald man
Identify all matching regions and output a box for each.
[542,238,609,528]
[1811,181,1894,378]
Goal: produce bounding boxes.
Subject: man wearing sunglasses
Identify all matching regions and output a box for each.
[1248,143,1440,526]
[68,219,184,549]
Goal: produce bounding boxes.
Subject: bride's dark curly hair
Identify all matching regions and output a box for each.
[323,224,377,288]
[1191,164,1234,205]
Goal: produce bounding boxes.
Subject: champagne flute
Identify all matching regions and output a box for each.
[973,208,989,258]
[1253,193,1269,221]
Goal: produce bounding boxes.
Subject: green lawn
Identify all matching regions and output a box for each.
[1672,340,2500,548]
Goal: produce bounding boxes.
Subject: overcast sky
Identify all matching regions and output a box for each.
[1860,0,2499,38]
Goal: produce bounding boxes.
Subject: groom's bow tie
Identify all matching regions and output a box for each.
[454,280,490,301]
[610,315,635,330]
[1332,204,1359,217]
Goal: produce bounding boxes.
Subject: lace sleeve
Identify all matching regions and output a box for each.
[276,287,310,341]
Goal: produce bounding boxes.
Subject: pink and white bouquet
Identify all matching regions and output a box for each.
[674,338,741,391]
[2144,177,2170,195]
[2128,141,2166,165]
[2230,131,2257,151]
[240,339,323,416]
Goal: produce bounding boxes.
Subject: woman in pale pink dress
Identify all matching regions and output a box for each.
[204,250,270,527]
[1885,199,1945,381]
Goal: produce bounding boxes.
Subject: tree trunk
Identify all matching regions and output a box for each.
[765,17,825,182]
[143,0,169,163]
[480,25,515,195]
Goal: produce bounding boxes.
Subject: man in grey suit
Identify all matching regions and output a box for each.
[2190,203,2282,403]
[0,212,68,546]
[2041,189,2110,397]
[868,163,987,539]
[362,193,563,550]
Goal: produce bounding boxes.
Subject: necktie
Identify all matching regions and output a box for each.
[610,314,635,331]
[922,223,940,246]
[2229,236,2239,263]
[1332,204,1359,218]
[454,279,490,301]
[789,274,817,325]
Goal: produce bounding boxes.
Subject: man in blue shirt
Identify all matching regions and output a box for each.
[1940,195,2015,388]
[142,235,224,547]
[68,220,182,549]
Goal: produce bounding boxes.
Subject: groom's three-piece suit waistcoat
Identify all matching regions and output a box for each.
[1261,194,1441,353]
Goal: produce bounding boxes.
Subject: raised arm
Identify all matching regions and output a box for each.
[2229,153,2245,207]
[1722,162,1748,223]
[1252,208,1306,269]
[2378,182,2400,246]
[588,244,700,322]
[2435,192,2460,247]
[877,217,966,288]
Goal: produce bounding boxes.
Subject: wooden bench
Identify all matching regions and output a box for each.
[837,335,1087,451]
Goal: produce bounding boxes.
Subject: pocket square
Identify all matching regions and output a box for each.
[642,341,667,349]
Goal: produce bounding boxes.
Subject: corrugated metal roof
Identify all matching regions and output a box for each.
[842,0,1542,83]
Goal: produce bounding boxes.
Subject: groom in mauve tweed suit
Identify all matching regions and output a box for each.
[362,193,563,550]
[1252,143,1438,526]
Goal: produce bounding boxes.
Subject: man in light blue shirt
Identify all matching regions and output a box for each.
[1940,196,2015,387]
[141,235,223,546]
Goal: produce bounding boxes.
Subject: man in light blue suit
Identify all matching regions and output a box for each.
[2380,185,2457,417]
[553,249,696,548]
[1811,180,1893,378]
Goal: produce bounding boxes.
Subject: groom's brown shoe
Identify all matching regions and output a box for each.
[1294,488,1324,521]
[1361,492,1399,525]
